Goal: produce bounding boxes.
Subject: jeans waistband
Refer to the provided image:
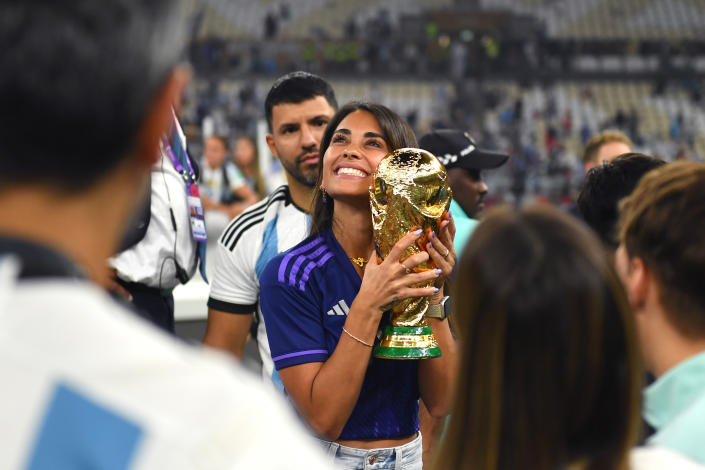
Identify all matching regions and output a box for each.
[317,433,422,469]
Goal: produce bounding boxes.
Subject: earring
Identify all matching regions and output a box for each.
[321,187,328,203]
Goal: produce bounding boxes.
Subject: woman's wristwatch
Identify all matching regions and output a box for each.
[426,296,450,320]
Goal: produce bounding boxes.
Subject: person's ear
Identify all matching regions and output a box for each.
[133,65,191,168]
[627,256,650,311]
[266,134,280,161]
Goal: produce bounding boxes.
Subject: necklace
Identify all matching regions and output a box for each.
[349,257,368,268]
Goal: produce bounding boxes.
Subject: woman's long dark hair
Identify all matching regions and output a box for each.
[309,102,417,235]
[434,205,642,470]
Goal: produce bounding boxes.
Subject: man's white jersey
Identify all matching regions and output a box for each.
[0,279,331,469]
[208,185,309,387]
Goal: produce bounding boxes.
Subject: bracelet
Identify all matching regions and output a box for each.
[342,327,373,348]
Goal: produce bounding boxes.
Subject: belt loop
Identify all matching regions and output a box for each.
[326,441,339,461]
[394,444,403,470]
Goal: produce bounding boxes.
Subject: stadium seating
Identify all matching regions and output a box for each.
[480,0,704,40]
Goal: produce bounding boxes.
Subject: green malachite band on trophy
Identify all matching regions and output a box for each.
[373,345,442,359]
[374,325,441,359]
[382,325,433,335]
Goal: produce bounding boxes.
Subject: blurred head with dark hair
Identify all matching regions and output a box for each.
[436,205,641,470]
[577,153,665,248]
[0,0,190,280]
[0,0,189,191]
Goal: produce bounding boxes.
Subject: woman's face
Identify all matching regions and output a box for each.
[321,110,390,201]
[203,136,227,169]
[234,137,256,167]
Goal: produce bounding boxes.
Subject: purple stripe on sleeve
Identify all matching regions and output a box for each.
[272,349,328,362]
[308,244,330,261]
[299,251,334,291]
[277,237,323,283]
[289,245,328,287]
[289,255,307,287]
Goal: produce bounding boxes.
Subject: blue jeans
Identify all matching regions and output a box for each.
[318,433,423,470]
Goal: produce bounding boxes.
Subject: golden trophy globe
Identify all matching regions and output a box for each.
[370,148,452,359]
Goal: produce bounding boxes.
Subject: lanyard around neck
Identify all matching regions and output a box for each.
[162,134,196,184]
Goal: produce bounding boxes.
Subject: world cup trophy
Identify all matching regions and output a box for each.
[370,148,452,359]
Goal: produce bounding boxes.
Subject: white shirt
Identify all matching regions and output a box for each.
[208,185,309,386]
[110,127,198,289]
[0,276,332,469]
[200,160,247,203]
[631,446,705,470]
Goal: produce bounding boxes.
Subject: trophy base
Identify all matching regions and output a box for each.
[373,325,441,359]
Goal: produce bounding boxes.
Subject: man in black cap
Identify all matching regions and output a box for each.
[419,129,509,254]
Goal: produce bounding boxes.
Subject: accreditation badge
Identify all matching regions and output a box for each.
[186,183,208,242]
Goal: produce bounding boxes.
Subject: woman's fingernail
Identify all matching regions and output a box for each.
[434,287,439,293]
[428,241,433,249]
[435,269,442,275]
[449,211,453,218]
[432,231,436,239]
[413,229,422,235]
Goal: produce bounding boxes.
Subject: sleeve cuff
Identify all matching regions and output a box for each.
[273,350,329,370]
[207,297,257,314]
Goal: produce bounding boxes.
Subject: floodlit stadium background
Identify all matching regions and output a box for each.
[174,0,705,354]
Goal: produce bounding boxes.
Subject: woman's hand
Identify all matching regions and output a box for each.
[356,229,440,314]
[426,211,456,286]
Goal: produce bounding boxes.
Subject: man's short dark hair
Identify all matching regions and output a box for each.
[264,71,337,132]
[619,161,705,338]
[577,153,665,248]
[0,0,188,191]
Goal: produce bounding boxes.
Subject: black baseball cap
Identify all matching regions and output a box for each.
[418,129,509,171]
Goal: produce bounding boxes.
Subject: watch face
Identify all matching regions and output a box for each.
[427,296,450,320]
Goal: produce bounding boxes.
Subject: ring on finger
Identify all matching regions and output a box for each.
[401,264,412,274]
[443,248,450,258]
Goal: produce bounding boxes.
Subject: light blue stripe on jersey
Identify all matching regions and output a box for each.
[271,369,284,390]
[27,383,142,470]
[255,216,280,281]
[256,216,284,390]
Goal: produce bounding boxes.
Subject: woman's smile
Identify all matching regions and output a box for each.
[335,165,368,178]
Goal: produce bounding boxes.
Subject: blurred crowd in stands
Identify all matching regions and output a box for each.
[181,75,704,218]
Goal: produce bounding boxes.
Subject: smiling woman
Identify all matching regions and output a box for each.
[320,110,390,201]
[259,102,458,470]
[311,103,419,235]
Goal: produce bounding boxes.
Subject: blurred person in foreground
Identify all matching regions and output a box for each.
[203,72,337,387]
[419,129,509,256]
[199,134,258,240]
[577,153,665,249]
[417,129,509,466]
[260,102,458,469]
[616,162,705,465]
[582,129,632,173]
[434,205,703,470]
[0,1,332,468]
[109,112,204,333]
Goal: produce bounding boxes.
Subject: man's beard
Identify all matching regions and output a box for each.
[279,151,320,188]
